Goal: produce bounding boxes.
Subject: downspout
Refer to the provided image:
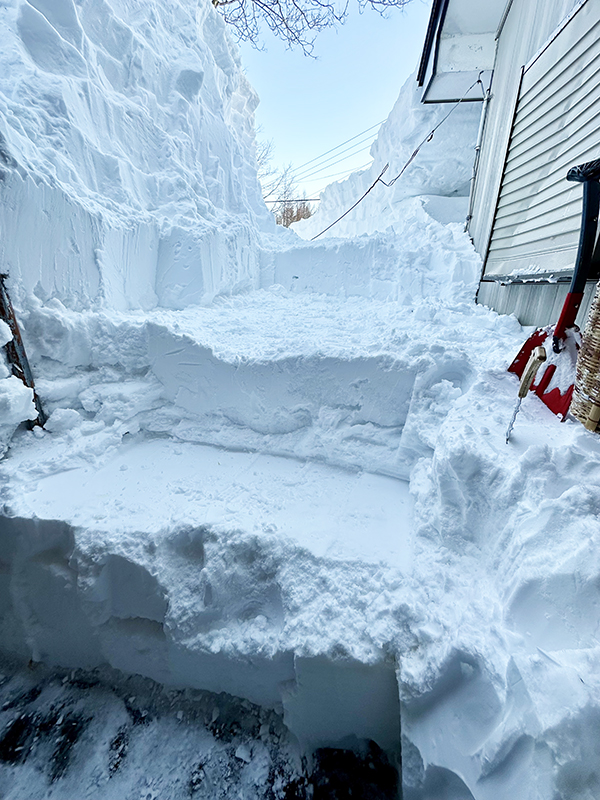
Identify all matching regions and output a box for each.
[496,0,515,41]
[464,78,492,235]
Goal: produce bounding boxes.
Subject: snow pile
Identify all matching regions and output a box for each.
[0,283,522,785]
[4,272,600,799]
[0,0,273,312]
[2,2,600,799]
[0,319,37,456]
[398,377,600,800]
[293,73,481,239]
[262,196,482,305]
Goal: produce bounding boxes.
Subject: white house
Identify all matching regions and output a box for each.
[419,0,600,326]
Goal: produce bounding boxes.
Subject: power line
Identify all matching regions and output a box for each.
[293,136,376,180]
[311,74,487,240]
[291,120,385,175]
[265,159,372,202]
[264,198,321,203]
[310,164,390,241]
[295,145,374,183]
[264,162,373,207]
[262,137,374,199]
[301,161,373,188]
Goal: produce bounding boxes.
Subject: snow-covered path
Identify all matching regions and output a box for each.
[17,440,414,569]
[4,234,600,800]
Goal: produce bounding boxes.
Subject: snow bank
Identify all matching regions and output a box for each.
[0,0,273,312]
[399,376,600,800]
[292,72,481,239]
[0,441,408,753]
[262,196,483,305]
[2,2,600,799]
[0,281,521,772]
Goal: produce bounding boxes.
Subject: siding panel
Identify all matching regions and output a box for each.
[483,0,600,280]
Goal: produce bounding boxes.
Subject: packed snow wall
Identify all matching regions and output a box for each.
[0,0,274,312]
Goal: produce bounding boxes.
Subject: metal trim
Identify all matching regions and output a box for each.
[480,65,525,269]
[421,0,451,100]
[524,0,590,74]
[417,0,448,87]
[495,0,516,40]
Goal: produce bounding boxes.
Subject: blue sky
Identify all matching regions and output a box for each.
[239,0,432,198]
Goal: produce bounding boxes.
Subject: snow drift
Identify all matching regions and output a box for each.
[293,72,481,239]
[0,0,273,312]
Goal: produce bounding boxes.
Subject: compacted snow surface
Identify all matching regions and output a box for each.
[2,1,600,799]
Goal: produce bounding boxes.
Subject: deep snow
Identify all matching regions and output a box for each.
[2,2,600,800]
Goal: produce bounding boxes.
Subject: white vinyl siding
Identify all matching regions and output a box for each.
[483,0,600,279]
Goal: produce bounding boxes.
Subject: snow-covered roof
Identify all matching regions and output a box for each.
[418,0,510,102]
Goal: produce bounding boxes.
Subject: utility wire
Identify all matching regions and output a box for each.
[291,120,385,175]
[295,144,373,183]
[293,135,378,181]
[310,164,390,241]
[266,162,373,206]
[264,198,321,203]
[302,161,372,187]
[311,75,487,241]
[262,127,380,202]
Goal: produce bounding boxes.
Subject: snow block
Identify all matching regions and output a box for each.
[0,516,103,667]
[0,512,296,707]
[148,323,415,435]
[0,435,414,748]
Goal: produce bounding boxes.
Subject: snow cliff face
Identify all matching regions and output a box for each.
[0,0,273,312]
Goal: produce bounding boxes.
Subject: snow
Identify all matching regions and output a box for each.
[0,319,37,456]
[2,1,600,799]
[292,72,481,240]
[0,657,310,799]
[0,0,273,312]
[538,327,581,394]
[17,440,414,567]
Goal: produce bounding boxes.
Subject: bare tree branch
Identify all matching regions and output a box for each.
[214,0,411,55]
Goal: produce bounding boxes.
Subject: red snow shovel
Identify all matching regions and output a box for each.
[508,159,600,420]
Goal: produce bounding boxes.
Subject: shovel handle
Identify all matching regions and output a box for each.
[518,346,546,398]
[553,165,600,348]
[0,274,47,426]
[553,291,584,346]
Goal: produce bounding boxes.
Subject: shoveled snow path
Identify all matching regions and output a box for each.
[16,439,414,569]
